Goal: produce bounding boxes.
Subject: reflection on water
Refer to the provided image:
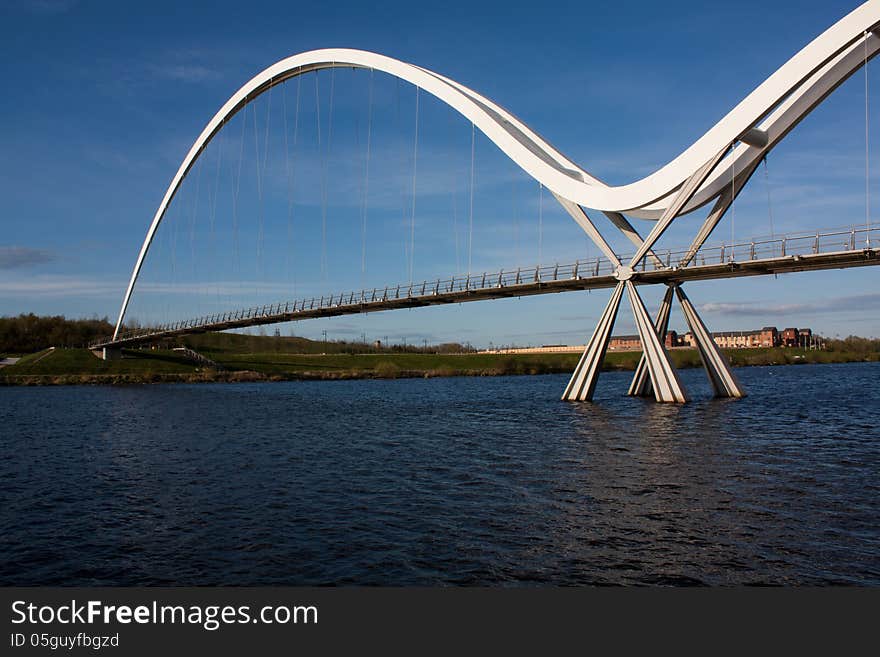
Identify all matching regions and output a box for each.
[0,362,878,585]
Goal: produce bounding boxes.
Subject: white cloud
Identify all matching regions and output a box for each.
[700,293,880,316]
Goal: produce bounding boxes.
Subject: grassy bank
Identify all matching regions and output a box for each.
[0,341,877,386]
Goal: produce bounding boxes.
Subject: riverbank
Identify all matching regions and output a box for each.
[0,344,877,385]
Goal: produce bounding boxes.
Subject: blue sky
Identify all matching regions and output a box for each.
[1,0,878,346]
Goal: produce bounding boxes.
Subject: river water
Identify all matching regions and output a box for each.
[1,362,878,585]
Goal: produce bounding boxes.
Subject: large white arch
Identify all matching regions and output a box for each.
[113,1,880,338]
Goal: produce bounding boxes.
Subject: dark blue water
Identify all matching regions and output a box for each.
[1,362,878,586]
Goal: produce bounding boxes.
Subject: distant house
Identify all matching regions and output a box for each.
[711,331,764,348]
[616,326,810,350]
[607,335,641,351]
[484,325,815,355]
[759,326,778,347]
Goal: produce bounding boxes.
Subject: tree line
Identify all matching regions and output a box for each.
[823,335,880,353]
[3,312,878,356]
[0,314,113,353]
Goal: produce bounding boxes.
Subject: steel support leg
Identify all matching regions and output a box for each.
[675,286,746,398]
[626,282,688,403]
[628,148,729,268]
[562,282,625,401]
[628,284,675,397]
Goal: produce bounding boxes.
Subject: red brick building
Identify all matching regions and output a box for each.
[613,326,811,350]
[759,326,778,346]
[780,327,799,347]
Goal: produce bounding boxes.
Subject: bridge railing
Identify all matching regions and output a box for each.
[676,225,878,266]
[90,223,879,348]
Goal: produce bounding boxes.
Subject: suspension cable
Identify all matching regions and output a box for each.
[362,68,373,279]
[409,86,419,284]
[282,80,291,291]
[162,197,170,326]
[189,151,202,284]
[170,177,180,307]
[395,78,408,273]
[194,156,204,319]
[325,67,335,282]
[315,71,328,279]
[451,169,461,273]
[251,102,264,300]
[232,109,246,306]
[232,113,245,250]
[538,182,544,264]
[262,78,273,178]
[251,103,261,237]
[512,157,520,267]
[468,121,475,275]
[259,79,273,280]
[281,77,295,296]
[210,126,223,307]
[763,155,774,238]
[730,146,736,260]
[327,67,335,157]
[866,31,872,247]
[289,75,301,297]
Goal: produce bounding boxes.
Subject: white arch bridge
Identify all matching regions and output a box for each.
[96,1,880,403]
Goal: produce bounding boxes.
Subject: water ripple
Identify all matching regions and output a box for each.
[0,362,878,585]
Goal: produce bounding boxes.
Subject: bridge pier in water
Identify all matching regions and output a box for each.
[560,137,744,404]
[675,286,745,398]
[562,281,745,404]
[625,284,745,400]
[627,286,675,398]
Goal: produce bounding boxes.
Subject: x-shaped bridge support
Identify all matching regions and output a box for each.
[556,143,749,403]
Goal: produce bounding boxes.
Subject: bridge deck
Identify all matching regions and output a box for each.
[93,227,879,350]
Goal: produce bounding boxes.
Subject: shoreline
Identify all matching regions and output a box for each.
[1,352,877,386]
